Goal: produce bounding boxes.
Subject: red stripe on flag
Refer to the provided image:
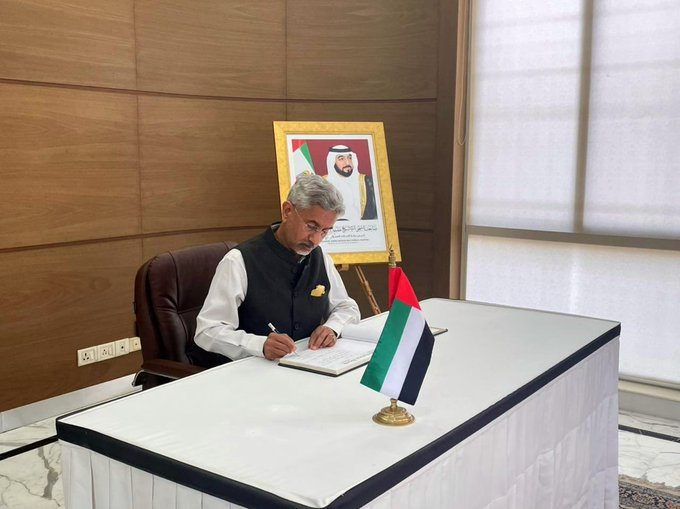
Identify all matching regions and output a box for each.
[291,139,306,151]
[387,267,401,308]
[389,267,420,310]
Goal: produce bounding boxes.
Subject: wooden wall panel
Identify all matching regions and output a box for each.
[135,0,286,97]
[287,0,438,100]
[0,0,136,88]
[0,0,457,413]
[0,83,140,249]
[139,97,285,233]
[399,231,434,299]
[141,228,263,261]
[287,102,436,231]
[0,240,141,410]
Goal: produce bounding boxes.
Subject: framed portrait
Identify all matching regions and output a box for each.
[273,121,401,265]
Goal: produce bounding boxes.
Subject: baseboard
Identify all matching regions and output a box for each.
[619,378,680,422]
[0,374,140,433]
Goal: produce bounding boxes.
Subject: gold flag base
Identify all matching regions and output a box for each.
[372,398,415,426]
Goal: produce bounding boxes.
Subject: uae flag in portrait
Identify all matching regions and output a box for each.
[291,139,315,174]
[360,267,435,405]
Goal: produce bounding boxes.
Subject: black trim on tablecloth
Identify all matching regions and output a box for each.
[56,419,313,509]
[57,323,620,509]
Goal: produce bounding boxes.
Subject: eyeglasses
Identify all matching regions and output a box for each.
[293,207,333,238]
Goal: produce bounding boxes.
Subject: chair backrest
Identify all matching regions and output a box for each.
[134,241,237,367]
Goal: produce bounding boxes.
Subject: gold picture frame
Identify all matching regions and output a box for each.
[273,121,401,265]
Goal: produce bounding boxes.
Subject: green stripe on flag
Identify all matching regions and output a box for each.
[360,300,412,392]
[300,143,313,168]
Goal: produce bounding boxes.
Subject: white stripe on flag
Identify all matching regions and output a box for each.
[292,147,313,173]
[381,307,425,398]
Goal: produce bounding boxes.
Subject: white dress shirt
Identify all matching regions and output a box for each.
[194,248,360,360]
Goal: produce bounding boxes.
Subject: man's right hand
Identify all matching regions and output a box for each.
[263,333,297,360]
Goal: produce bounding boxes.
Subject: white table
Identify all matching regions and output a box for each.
[58,299,620,508]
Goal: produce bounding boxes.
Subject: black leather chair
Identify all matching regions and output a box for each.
[132,241,236,388]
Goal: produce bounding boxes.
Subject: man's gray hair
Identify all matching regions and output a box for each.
[287,174,345,215]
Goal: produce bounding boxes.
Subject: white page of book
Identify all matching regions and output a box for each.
[283,338,376,371]
[340,314,388,343]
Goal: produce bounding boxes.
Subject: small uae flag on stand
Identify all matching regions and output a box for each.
[360,266,435,425]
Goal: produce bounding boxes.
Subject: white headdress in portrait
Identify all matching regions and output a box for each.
[326,145,361,222]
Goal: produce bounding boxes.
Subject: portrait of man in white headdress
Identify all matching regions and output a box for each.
[324,145,377,221]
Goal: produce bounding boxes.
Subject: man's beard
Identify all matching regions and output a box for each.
[334,164,354,177]
[295,241,315,255]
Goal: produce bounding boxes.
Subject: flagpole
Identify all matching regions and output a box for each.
[371,246,416,427]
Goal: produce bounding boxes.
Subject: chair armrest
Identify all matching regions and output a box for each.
[141,359,204,379]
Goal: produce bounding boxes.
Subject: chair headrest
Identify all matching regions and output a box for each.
[135,241,236,364]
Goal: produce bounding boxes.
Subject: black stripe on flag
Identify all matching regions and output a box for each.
[398,324,435,405]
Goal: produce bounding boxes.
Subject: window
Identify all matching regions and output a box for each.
[464,0,680,385]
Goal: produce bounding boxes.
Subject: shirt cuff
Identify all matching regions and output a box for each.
[242,335,268,358]
[324,318,345,337]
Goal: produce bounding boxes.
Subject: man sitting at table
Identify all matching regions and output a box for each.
[193,174,361,362]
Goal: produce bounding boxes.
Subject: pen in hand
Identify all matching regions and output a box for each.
[267,322,298,357]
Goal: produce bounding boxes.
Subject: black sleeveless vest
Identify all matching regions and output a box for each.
[236,226,331,340]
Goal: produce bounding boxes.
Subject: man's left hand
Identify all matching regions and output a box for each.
[309,325,337,350]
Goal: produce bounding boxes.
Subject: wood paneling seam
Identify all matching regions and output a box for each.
[0,228,271,255]
[0,78,436,103]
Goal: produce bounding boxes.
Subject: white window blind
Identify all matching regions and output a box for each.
[464,0,680,385]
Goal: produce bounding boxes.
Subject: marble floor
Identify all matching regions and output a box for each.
[618,410,680,488]
[0,411,679,508]
[0,417,61,509]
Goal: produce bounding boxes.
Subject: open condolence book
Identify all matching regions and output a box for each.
[278,317,447,377]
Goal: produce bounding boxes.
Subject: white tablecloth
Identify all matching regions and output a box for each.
[59,299,620,509]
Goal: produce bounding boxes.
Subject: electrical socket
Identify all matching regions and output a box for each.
[77,347,97,367]
[98,342,115,361]
[129,336,142,352]
[114,338,130,356]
